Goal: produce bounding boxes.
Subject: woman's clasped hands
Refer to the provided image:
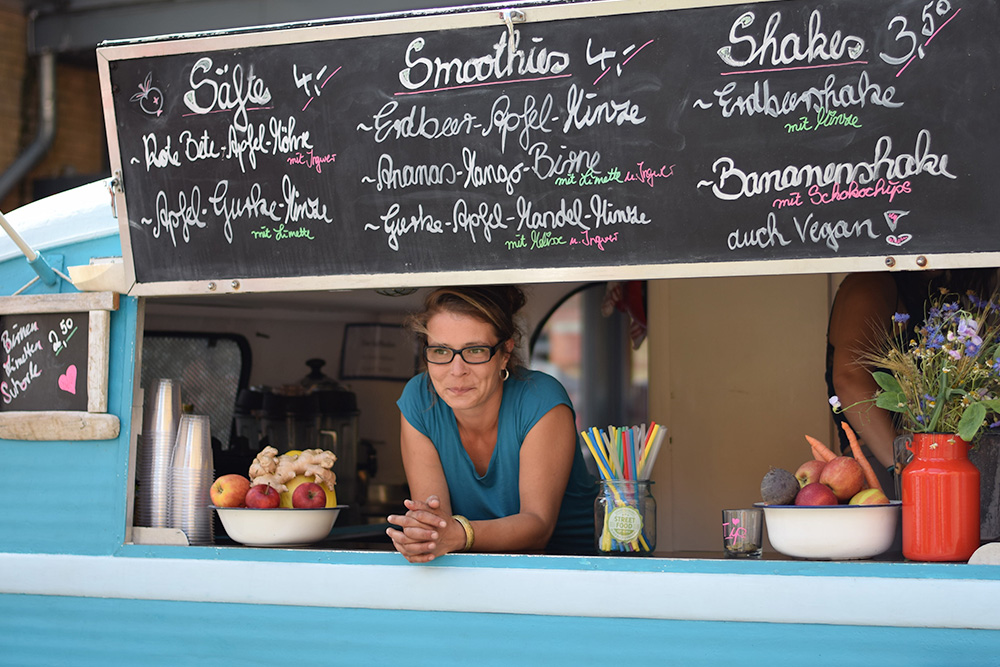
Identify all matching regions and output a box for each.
[386,495,464,563]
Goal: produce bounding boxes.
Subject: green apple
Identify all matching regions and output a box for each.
[849,488,890,505]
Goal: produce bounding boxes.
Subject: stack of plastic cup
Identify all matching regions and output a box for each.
[136,378,182,528]
[168,414,215,545]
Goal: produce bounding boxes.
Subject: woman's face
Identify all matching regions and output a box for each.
[424,310,511,415]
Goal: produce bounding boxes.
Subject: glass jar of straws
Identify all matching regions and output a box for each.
[595,480,655,555]
[581,422,664,556]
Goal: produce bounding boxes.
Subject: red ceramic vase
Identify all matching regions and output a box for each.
[902,433,980,561]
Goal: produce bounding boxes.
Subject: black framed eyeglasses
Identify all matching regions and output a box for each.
[423,340,506,364]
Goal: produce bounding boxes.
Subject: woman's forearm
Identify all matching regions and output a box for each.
[842,407,897,468]
[464,512,554,553]
[832,365,898,467]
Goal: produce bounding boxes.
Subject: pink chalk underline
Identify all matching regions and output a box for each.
[897,8,961,78]
[394,73,572,96]
[181,106,273,117]
[321,66,342,89]
[302,66,343,112]
[721,60,868,76]
[594,39,655,86]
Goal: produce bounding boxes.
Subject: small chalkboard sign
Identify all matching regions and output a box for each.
[0,310,89,412]
[0,292,120,441]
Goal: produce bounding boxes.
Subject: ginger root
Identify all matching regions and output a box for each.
[248,446,338,493]
[249,446,279,479]
[289,449,338,491]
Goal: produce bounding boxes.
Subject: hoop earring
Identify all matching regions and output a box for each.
[500,368,510,381]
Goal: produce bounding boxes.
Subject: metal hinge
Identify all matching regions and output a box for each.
[108,171,124,219]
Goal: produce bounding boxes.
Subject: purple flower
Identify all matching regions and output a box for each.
[958,317,983,343]
[942,317,983,358]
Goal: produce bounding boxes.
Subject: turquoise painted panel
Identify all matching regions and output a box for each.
[0,233,137,555]
[2,594,999,666]
[115,542,1000,584]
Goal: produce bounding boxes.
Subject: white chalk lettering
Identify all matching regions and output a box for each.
[399,30,569,91]
[183,57,272,131]
[698,129,952,201]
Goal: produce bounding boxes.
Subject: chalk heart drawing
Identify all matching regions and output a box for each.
[58,365,77,395]
[887,234,913,247]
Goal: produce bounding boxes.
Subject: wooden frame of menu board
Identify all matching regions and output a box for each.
[0,291,120,441]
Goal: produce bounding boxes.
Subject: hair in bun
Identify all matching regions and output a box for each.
[406,285,527,372]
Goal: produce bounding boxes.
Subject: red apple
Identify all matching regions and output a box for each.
[280,475,336,508]
[819,456,866,501]
[291,482,327,508]
[210,474,251,507]
[795,482,839,506]
[245,484,281,508]
[850,488,890,505]
[794,460,827,488]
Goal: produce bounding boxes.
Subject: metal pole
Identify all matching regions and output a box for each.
[0,209,57,285]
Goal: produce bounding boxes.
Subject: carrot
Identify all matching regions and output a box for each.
[840,421,884,494]
[804,435,837,462]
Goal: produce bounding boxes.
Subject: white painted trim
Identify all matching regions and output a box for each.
[95,0,761,60]
[2,552,998,629]
[113,251,1000,300]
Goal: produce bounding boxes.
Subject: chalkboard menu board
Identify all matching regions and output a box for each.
[98,0,1000,288]
[0,311,89,412]
[0,292,119,441]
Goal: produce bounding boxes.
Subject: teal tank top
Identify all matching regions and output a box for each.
[397,369,597,554]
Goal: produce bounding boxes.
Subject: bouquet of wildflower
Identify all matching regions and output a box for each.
[857,287,1000,442]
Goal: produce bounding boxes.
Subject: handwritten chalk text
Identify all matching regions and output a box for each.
[699,129,951,201]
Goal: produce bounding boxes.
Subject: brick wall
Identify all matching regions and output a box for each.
[0,4,26,212]
[35,61,108,184]
[0,3,108,213]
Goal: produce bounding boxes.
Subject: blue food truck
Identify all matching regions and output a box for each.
[2,0,1000,663]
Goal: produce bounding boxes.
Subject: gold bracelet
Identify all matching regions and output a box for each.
[453,514,475,552]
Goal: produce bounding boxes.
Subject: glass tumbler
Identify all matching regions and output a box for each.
[722,508,763,557]
[595,480,656,555]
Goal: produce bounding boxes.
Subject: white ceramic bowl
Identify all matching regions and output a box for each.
[756,501,901,560]
[214,506,345,547]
